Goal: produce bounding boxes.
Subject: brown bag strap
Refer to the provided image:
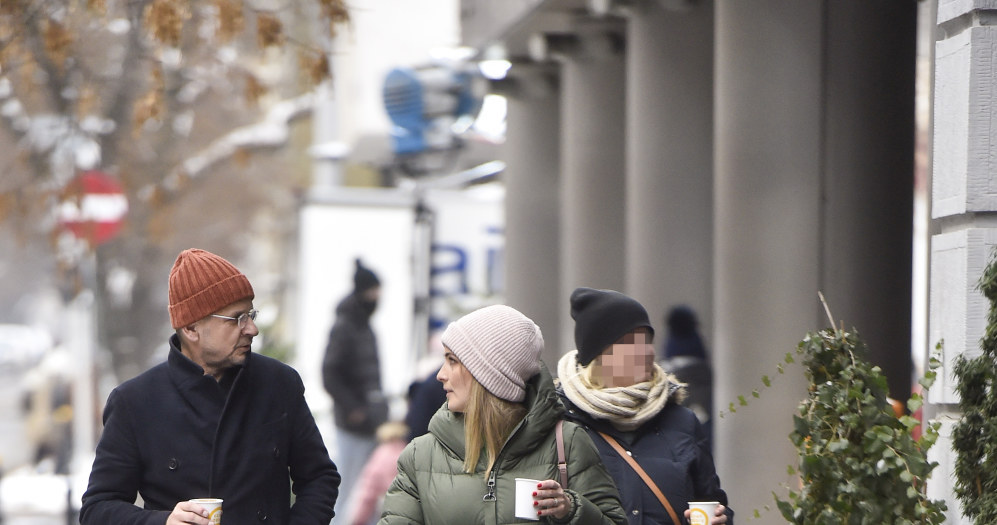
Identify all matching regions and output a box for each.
[555,420,568,489]
[597,431,682,525]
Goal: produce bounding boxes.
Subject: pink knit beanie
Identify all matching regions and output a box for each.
[168,249,255,329]
[441,305,543,402]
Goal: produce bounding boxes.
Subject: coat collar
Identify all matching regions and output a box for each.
[167,334,245,393]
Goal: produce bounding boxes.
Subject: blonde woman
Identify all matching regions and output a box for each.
[557,288,732,525]
[379,305,626,524]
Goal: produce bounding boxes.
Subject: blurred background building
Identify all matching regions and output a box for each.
[459,1,980,523]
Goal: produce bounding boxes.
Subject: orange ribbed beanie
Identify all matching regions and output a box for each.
[168,249,255,329]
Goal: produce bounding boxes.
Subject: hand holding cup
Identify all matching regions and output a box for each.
[685,501,727,524]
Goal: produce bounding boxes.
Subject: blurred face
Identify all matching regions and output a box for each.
[592,328,655,388]
[437,347,472,412]
[181,298,259,380]
[362,286,381,303]
[359,286,380,315]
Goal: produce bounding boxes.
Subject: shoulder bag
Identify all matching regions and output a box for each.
[597,431,682,525]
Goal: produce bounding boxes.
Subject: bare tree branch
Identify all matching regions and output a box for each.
[148,91,313,197]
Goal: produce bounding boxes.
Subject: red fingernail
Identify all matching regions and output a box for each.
[537,483,542,488]
[532,491,537,497]
[533,501,538,506]
[537,511,543,516]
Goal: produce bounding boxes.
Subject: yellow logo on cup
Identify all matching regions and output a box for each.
[190,498,222,524]
[689,507,709,525]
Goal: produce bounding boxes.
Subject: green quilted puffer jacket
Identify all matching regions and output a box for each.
[379,365,627,525]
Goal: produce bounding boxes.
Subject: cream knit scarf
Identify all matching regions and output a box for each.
[558,350,682,432]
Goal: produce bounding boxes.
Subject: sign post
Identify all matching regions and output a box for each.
[57,170,127,514]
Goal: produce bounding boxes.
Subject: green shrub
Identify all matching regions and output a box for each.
[951,248,997,523]
[775,326,946,525]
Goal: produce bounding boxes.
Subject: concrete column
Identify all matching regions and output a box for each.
[714,2,823,513]
[625,1,714,340]
[500,64,565,369]
[820,2,916,406]
[927,3,997,522]
[715,0,917,514]
[559,30,627,353]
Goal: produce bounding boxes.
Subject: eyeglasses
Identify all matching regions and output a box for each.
[210,309,258,329]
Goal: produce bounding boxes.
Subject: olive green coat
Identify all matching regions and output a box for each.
[379,366,627,525]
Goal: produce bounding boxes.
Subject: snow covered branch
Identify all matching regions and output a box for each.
[143,92,314,200]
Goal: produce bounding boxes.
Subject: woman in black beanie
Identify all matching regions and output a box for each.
[556,288,733,525]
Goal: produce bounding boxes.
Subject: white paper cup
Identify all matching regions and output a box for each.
[688,501,718,525]
[514,478,540,521]
[190,498,223,524]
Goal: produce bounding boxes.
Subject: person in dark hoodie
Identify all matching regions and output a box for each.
[323,259,388,520]
[660,305,715,451]
[556,288,732,525]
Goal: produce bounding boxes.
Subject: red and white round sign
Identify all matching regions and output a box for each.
[59,170,128,245]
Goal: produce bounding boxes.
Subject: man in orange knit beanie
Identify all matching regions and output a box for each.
[81,248,340,525]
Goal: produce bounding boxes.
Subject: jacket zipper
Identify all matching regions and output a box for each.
[482,416,528,503]
[483,470,497,501]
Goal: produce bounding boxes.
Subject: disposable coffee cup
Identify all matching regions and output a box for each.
[688,501,718,525]
[514,478,540,521]
[190,498,223,524]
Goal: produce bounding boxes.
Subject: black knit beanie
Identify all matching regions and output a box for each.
[353,259,380,293]
[570,287,654,366]
[663,305,707,360]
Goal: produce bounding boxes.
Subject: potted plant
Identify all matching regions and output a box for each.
[774,298,947,524]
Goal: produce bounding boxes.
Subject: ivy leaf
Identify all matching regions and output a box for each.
[776,498,796,521]
[899,415,920,431]
[828,439,849,453]
[907,395,923,414]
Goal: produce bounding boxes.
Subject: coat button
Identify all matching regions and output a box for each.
[625,450,632,457]
[257,510,269,521]
[272,447,280,459]
[167,458,179,470]
[632,509,639,516]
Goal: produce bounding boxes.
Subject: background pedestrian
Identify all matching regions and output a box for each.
[322,259,388,520]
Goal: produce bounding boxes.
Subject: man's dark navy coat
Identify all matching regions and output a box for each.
[80,336,340,524]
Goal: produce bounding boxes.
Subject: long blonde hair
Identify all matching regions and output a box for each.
[462,377,528,478]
